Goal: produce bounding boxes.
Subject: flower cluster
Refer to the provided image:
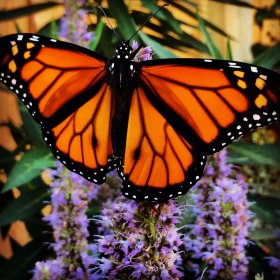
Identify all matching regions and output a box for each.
[91,198,184,279]
[132,41,153,61]
[32,161,99,280]
[184,149,252,280]
[59,0,94,47]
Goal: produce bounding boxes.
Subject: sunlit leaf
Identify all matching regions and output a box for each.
[141,0,182,34]
[108,0,139,41]
[196,12,223,59]
[170,2,233,38]
[139,31,177,58]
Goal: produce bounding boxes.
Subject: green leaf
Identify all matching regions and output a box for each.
[131,12,209,54]
[97,25,116,57]
[250,204,280,226]
[226,39,233,60]
[14,22,22,33]
[89,21,105,51]
[2,148,54,193]
[38,19,60,38]
[196,11,223,59]
[138,31,177,58]
[228,142,280,169]
[250,228,278,241]
[0,2,62,22]
[141,0,182,35]
[253,43,280,69]
[108,0,140,41]
[248,193,280,212]
[171,2,233,39]
[19,102,47,148]
[50,19,59,39]
[0,187,49,227]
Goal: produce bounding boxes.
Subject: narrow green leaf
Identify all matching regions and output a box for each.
[250,204,280,226]
[2,148,54,193]
[131,12,209,53]
[138,31,177,58]
[250,228,278,241]
[38,19,60,38]
[108,0,139,41]
[97,25,116,57]
[50,19,59,39]
[141,0,182,35]
[253,43,280,69]
[196,11,223,59]
[226,39,233,60]
[171,2,233,39]
[0,2,62,22]
[89,21,105,51]
[0,188,49,227]
[14,22,22,33]
[19,102,47,148]
[228,142,280,169]
[248,193,280,212]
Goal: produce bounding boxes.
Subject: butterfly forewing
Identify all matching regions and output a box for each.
[0,33,114,184]
[140,59,280,155]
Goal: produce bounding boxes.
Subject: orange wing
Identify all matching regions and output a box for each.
[140,59,280,154]
[119,85,206,202]
[0,34,113,183]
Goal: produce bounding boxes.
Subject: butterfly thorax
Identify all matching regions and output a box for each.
[107,41,138,89]
[107,41,139,157]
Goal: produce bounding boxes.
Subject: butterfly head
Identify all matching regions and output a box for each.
[114,41,133,61]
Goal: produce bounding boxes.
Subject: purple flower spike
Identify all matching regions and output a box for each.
[32,161,100,279]
[184,149,252,280]
[59,0,94,47]
[92,197,184,279]
[132,40,154,61]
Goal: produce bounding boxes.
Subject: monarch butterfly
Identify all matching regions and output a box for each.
[0,30,279,202]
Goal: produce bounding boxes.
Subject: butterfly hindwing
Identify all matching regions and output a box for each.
[0,33,113,184]
[140,59,280,155]
[119,85,206,202]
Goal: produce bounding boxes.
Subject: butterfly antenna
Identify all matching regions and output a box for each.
[98,5,121,41]
[129,3,169,42]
